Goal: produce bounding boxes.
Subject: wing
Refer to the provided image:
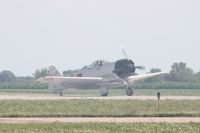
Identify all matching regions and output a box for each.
[128,72,166,84]
[37,76,103,89]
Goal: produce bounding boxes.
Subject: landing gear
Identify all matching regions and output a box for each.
[100,87,108,96]
[126,86,134,96]
[59,90,64,96]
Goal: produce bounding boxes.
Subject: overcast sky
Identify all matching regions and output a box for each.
[0,0,200,76]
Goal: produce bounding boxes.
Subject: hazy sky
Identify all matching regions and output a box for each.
[0,0,200,76]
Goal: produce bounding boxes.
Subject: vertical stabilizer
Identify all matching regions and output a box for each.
[48,65,61,76]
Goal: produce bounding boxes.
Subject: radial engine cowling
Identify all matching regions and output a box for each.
[113,59,135,79]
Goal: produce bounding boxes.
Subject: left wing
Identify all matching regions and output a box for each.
[37,76,103,89]
[128,72,166,84]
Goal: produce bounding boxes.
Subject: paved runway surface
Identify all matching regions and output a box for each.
[0,95,200,100]
[0,117,200,123]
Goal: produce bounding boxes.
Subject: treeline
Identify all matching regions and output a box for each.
[143,62,200,83]
[0,70,34,83]
[0,82,47,89]
[0,71,47,89]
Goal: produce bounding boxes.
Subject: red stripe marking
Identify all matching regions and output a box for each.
[43,78,55,81]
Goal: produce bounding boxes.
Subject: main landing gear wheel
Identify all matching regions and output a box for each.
[100,87,108,96]
[59,90,64,96]
[126,87,134,96]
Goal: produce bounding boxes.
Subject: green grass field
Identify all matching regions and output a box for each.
[0,88,200,96]
[0,122,199,133]
[0,99,200,117]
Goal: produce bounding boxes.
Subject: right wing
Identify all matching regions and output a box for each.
[128,72,166,84]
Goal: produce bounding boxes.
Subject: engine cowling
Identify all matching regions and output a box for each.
[113,59,135,79]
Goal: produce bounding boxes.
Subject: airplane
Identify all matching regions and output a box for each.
[37,49,165,96]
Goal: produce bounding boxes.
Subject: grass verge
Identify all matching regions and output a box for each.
[0,122,200,133]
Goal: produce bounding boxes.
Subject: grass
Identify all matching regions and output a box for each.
[0,99,200,117]
[0,122,200,133]
[0,88,200,96]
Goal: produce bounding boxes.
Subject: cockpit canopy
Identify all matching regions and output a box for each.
[85,60,105,69]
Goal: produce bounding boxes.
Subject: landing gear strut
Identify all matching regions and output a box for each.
[126,86,134,96]
[100,87,108,96]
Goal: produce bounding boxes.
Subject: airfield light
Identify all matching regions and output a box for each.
[157,92,160,101]
[157,92,161,110]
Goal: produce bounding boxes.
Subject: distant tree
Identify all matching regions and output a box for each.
[170,62,193,74]
[194,72,200,82]
[16,76,35,82]
[0,70,16,82]
[33,65,62,79]
[165,62,194,82]
[150,68,161,73]
[33,68,49,79]
[63,69,79,77]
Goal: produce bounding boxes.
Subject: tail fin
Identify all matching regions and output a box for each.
[48,65,61,76]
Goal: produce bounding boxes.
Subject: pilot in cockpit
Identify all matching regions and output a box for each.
[96,60,103,67]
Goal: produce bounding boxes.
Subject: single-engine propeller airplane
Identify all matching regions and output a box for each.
[38,48,165,96]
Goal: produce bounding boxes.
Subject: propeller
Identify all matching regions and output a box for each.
[120,46,145,70]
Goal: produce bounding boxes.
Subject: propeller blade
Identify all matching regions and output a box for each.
[135,66,145,70]
[120,46,128,59]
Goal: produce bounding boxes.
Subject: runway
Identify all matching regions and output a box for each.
[0,95,200,100]
[0,117,200,123]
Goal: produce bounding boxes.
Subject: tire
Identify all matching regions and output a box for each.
[126,87,134,96]
[100,87,108,96]
[59,90,64,96]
